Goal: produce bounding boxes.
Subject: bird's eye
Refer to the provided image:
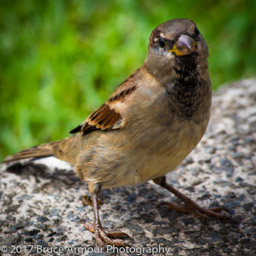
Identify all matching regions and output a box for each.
[194,27,200,36]
[158,37,166,48]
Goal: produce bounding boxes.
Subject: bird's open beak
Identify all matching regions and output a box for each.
[169,34,196,56]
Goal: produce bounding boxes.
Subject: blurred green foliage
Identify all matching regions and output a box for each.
[0,0,255,160]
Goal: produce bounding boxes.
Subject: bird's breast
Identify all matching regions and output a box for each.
[131,116,209,184]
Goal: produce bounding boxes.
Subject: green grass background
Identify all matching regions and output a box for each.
[0,0,255,160]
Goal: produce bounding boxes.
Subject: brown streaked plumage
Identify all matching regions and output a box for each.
[70,69,140,135]
[2,19,231,247]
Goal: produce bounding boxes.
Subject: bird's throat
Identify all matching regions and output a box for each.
[167,69,211,120]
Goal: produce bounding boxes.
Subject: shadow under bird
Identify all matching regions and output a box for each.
[3,19,231,247]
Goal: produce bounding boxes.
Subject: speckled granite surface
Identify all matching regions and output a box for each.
[0,79,256,256]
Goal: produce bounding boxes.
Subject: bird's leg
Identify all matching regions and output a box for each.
[84,183,130,247]
[82,194,102,207]
[153,176,231,221]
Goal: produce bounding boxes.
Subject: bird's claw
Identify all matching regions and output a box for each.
[85,222,130,247]
[158,201,231,222]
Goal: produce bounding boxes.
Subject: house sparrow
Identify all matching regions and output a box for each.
[3,18,230,247]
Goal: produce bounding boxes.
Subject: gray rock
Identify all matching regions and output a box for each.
[1,78,256,255]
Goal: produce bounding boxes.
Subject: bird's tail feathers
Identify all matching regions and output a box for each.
[3,143,56,163]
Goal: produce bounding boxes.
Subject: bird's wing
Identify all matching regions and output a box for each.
[69,69,140,135]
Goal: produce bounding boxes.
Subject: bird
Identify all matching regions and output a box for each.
[3,18,230,247]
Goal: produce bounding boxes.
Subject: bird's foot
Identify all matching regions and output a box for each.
[154,176,232,222]
[85,222,130,247]
[159,200,231,221]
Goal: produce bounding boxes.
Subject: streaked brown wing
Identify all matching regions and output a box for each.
[69,68,140,136]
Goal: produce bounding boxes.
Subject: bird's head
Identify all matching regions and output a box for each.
[145,19,209,84]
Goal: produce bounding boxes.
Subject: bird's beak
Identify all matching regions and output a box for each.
[169,34,196,56]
